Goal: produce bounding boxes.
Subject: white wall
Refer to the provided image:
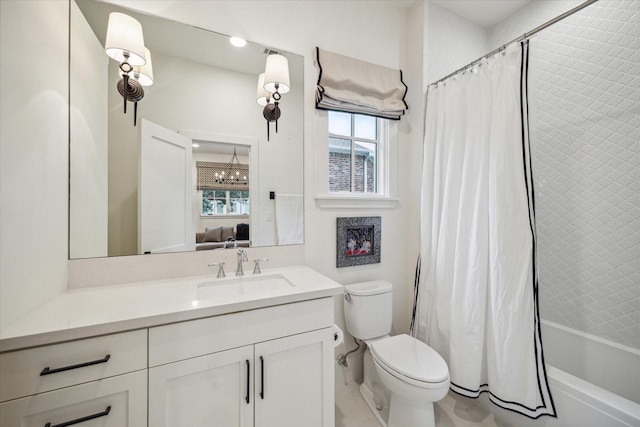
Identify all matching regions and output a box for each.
[0,1,69,326]
[70,0,109,259]
[424,1,490,84]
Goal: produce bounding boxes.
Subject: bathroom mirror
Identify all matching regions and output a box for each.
[69,0,304,259]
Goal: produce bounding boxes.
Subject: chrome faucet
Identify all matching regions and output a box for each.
[236,248,248,276]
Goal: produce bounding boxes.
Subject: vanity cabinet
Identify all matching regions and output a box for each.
[148,298,335,427]
[0,330,147,426]
[0,290,338,427]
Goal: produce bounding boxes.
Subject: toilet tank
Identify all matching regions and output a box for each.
[344,281,393,340]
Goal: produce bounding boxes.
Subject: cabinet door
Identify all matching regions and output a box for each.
[149,345,253,427]
[0,370,147,427]
[254,328,334,427]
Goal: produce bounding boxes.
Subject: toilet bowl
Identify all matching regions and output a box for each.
[343,281,450,427]
[370,334,450,427]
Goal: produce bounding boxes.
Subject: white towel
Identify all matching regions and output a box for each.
[275,194,304,245]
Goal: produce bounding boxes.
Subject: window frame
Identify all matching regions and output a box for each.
[314,109,398,209]
[328,112,382,194]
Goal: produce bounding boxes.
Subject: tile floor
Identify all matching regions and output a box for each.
[336,380,507,427]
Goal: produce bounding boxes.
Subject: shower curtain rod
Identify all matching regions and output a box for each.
[429,0,600,86]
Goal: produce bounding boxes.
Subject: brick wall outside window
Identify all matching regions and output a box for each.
[329,152,375,192]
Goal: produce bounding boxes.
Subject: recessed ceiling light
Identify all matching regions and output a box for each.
[192,143,200,148]
[230,37,247,48]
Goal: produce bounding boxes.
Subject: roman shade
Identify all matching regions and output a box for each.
[315,47,408,120]
[196,161,249,191]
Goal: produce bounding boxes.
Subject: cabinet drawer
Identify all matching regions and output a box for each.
[0,329,147,402]
[149,297,333,366]
[0,370,147,427]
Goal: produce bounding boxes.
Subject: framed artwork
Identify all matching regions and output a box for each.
[336,216,381,268]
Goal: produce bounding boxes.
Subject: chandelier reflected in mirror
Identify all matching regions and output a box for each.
[214,147,248,186]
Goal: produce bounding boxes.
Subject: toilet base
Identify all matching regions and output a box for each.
[388,393,436,427]
[360,382,389,427]
[360,348,390,426]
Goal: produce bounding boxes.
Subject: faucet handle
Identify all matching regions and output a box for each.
[208,262,226,278]
[253,258,269,275]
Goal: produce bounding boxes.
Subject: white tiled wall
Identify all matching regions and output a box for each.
[515,0,639,349]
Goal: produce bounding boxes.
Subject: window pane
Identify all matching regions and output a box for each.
[328,137,350,153]
[202,189,227,215]
[328,137,351,192]
[328,111,352,137]
[202,190,215,215]
[354,114,376,140]
[229,191,250,215]
[353,141,377,193]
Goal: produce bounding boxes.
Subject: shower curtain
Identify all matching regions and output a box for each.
[414,42,555,419]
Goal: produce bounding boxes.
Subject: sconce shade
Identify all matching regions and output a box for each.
[256,73,271,106]
[134,47,154,86]
[263,54,290,94]
[105,12,146,66]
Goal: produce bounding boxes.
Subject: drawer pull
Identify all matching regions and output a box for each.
[259,355,265,399]
[245,359,250,404]
[40,354,111,376]
[44,405,111,427]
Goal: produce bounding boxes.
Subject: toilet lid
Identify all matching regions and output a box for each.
[370,334,449,383]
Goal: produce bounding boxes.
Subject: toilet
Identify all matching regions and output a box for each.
[343,280,450,427]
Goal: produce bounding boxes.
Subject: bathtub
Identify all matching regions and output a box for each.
[476,320,640,427]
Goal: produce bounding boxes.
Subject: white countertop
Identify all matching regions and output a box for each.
[0,266,343,353]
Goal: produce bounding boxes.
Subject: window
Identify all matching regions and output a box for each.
[201,189,249,216]
[328,111,384,194]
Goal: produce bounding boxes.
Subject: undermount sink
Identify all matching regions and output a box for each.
[197,274,296,300]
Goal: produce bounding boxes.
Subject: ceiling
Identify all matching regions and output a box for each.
[76,0,303,82]
[431,0,532,27]
[387,0,534,27]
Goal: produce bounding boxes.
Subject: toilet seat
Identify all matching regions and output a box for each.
[370,334,449,386]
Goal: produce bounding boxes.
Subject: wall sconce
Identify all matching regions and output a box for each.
[105,12,149,126]
[258,53,290,141]
[256,73,271,107]
[131,47,154,87]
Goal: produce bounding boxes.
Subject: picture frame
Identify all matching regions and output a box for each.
[336,216,381,268]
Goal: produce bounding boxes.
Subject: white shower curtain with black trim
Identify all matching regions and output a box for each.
[415,41,555,419]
